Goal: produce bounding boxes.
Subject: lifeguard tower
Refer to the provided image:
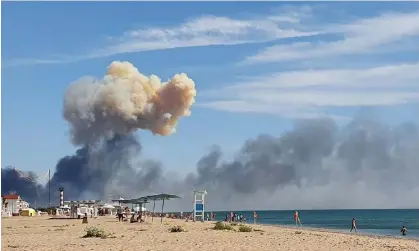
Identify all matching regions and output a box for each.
[193,190,207,222]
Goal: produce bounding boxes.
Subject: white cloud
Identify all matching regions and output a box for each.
[198,62,419,118]
[97,16,315,58]
[237,91,419,106]
[3,58,71,67]
[223,62,419,90]
[243,11,419,64]
[4,8,317,67]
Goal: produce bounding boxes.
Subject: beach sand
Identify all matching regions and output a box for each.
[2,216,418,251]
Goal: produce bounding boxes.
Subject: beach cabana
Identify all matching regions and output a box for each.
[20,208,36,216]
[143,194,181,223]
[101,204,116,215]
[66,200,102,218]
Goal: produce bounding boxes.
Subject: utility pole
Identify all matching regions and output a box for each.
[48,169,51,207]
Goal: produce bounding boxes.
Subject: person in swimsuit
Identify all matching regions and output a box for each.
[350,218,358,233]
[401,226,408,236]
[293,211,302,227]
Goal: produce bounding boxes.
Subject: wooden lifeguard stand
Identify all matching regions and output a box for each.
[193,190,207,222]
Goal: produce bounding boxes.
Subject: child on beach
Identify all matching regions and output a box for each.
[350,218,358,233]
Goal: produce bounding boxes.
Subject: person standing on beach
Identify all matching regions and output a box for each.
[117,207,123,222]
[253,211,258,224]
[350,218,358,233]
[293,211,302,227]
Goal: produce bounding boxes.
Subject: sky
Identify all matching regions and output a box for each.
[2,2,419,197]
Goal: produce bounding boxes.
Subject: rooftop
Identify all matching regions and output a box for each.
[2,194,20,200]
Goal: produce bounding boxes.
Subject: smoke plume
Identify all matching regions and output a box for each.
[184,118,419,210]
[64,61,196,145]
[2,61,196,206]
[1,167,43,204]
[2,61,419,210]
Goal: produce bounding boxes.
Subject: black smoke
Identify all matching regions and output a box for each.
[3,117,419,210]
[1,168,43,204]
[2,134,164,206]
[48,134,162,200]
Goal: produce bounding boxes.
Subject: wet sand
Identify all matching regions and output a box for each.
[2,216,418,251]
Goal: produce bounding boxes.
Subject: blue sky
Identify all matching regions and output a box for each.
[2,2,419,180]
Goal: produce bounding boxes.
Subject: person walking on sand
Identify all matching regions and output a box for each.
[293,211,302,227]
[350,218,358,233]
[253,211,258,224]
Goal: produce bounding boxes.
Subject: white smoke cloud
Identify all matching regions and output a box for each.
[63,61,197,145]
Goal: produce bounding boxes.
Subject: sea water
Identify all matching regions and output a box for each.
[210,209,419,239]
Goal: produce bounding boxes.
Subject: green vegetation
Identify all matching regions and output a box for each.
[238,225,253,232]
[169,225,185,232]
[213,221,233,231]
[82,226,110,238]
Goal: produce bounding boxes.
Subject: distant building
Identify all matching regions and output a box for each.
[2,194,30,214]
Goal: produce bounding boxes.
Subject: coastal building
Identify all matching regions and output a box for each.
[2,194,30,215]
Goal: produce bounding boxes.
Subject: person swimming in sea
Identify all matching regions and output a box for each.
[401,225,408,236]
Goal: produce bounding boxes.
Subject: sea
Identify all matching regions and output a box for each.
[207,209,419,239]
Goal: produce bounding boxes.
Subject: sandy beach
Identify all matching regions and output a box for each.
[2,216,418,251]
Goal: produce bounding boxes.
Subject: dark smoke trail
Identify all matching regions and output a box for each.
[3,117,419,209]
[182,118,419,210]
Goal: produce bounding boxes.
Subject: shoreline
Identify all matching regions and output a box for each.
[199,219,419,242]
[190,208,419,241]
[258,222,419,241]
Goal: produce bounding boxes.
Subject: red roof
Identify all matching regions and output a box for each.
[2,195,19,200]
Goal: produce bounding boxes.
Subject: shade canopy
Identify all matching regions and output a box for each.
[134,194,181,223]
[109,193,180,223]
[129,193,181,203]
[102,204,115,209]
[143,194,181,201]
[111,194,180,204]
